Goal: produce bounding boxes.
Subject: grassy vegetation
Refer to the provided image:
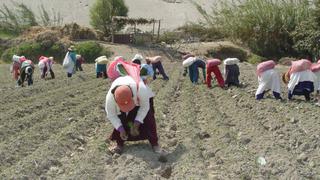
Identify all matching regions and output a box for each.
[0,31,18,39]
[0,2,63,34]
[194,0,313,59]
[1,41,112,64]
[206,44,248,62]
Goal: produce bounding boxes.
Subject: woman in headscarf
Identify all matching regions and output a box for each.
[183,57,206,85]
[17,59,34,87]
[224,58,240,87]
[255,60,282,100]
[38,56,55,79]
[105,75,164,154]
[146,56,169,80]
[63,46,77,78]
[287,59,317,101]
[206,59,224,88]
[76,54,84,71]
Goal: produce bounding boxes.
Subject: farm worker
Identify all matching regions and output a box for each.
[182,53,194,76]
[132,54,143,65]
[206,59,224,88]
[287,59,317,101]
[224,58,240,87]
[63,45,77,78]
[255,60,282,100]
[188,58,206,84]
[140,63,154,84]
[10,55,26,80]
[75,54,84,71]
[146,56,169,80]
[38,56,55,79]
[105,75,163,154]
[95,56,108,78]
[17,59,34,87]
[311,60,320,105]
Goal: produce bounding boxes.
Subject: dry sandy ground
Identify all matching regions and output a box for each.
[2,0,216,31]
[0,43,319,179]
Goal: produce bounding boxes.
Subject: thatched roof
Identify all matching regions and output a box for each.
[112,16,158,25]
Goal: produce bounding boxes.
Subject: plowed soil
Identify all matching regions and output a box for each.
[0,44,319,179]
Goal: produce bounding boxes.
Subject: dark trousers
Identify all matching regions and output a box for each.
[288,81,314,101]
[18,66,33,86]
[96,72,107,78]
[256,91,281,100]
[41,67,55,79]
[152,62,169,80]
[76,62,83,71]
[110,98,159,147]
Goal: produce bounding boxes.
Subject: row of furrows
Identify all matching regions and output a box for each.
[0,68,95,113]
[0,78,106,143]
[203,63,320,178]
[0,90,105,178]
[0,75,104,121]
[0,80,107,174]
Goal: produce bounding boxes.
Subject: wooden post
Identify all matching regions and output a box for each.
[157,20,161,41]
[152,21,155,41]
[111,16,114,43]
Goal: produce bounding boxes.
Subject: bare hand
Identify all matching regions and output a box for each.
[120,131,128,140]
[130,124,140,136]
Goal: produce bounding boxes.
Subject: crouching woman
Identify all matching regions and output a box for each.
[105,75,163,154]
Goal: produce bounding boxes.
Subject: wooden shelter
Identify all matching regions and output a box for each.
[111,16,161,44]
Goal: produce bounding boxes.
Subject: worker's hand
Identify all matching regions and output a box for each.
[130,123,140,137]
[120,131,128,140]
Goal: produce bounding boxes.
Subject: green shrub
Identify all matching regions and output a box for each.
[291,20,320,61]
[206,45,248,61]
[177,23,223,41]
[1,42,65,63]
[195,0,311,58]
[247,54,266,64]
[75,41,112,63]
[157,31,182,44]
[1,43,41,62]
[1,40,112,64]
[90,0,128,36]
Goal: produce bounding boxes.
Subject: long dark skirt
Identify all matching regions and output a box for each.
[110,98,159,147]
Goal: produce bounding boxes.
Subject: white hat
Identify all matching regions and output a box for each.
[95,56,109,64]
[76,54,81,59]
[132,54,144,61]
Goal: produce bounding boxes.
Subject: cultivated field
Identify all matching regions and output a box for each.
[0,44,319,179]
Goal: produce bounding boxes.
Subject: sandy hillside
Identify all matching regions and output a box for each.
[1,0,216,31]
[0,43,319,179]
